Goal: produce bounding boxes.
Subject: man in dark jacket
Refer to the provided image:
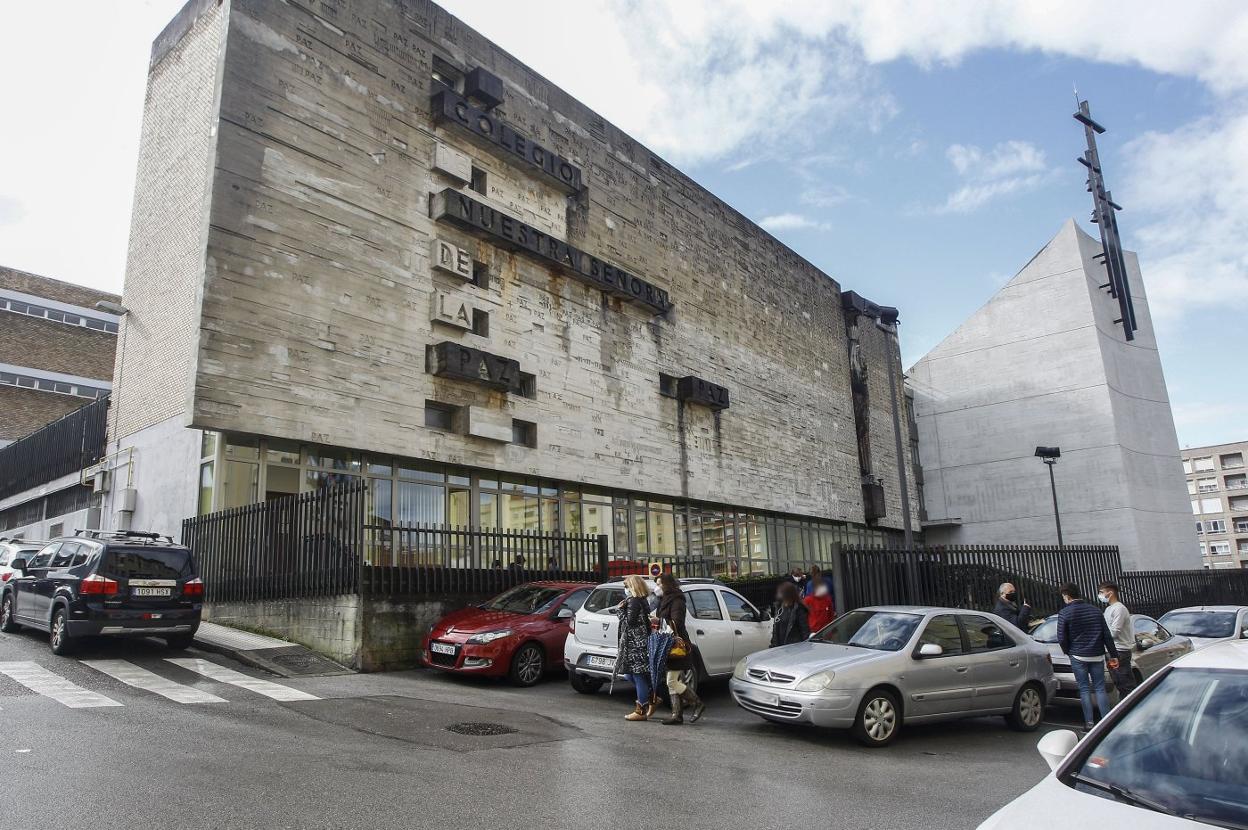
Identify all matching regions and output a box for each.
[1057,581,1120,730]
[771,582,810,647]
[992,582,1032,630]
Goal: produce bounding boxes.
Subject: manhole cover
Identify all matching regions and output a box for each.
[445,722,518,736]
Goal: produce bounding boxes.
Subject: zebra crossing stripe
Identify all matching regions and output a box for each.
[165,658,319,702]
[0,661,123,708]
[80,660,228,704]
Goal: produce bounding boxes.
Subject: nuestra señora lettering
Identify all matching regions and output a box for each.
[431,189,672,315]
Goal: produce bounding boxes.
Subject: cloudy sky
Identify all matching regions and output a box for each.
[1,1,1245,447]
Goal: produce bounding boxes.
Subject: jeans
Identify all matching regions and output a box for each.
[631,672,652,704]
[1070,657,1112,725]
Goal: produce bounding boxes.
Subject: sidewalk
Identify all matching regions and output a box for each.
[194,622,353,678]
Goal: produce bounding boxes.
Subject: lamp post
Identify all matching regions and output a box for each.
[1035,446,1063,547]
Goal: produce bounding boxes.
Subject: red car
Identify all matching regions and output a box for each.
[421,581,593,686]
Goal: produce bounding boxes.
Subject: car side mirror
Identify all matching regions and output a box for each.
[1135,636,1154,650]
[918,643,943,658]
[1241,628,1248,640]
[1037,729,1080,771]
[8,557,27,572]
[556,607,574,620]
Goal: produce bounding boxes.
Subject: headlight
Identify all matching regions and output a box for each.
[733,658,749,680]
[795,671,835,692]
[466,629,513,645]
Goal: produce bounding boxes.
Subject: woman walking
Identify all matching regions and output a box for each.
[771,581,811,647]
[617,574,657,721]
[655,573,705,725]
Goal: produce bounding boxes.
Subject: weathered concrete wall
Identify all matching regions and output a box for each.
[206,595,361,668]
[358,593,494,672]
[909,220,1197,570]
[160,0,915,529]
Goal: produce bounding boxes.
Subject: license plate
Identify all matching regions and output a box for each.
[753,692,780,707]
[586,655,615,669]
[430,642,456,655]
[133,587,171,597]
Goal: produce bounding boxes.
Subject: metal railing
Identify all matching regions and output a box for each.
[0,395,109,501]
[1120,569,1248,620]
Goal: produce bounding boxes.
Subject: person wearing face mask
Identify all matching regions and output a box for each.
[992,582,1032,630]
[1098,581,1137,697]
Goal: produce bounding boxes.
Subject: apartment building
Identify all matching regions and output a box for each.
[1184,441,1248,568]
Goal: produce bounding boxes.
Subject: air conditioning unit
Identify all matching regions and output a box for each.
[91,470,109,494]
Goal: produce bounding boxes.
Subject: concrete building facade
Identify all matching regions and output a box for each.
[1182,440,1248,569]
[909,220,1197,571]
[0,266,119,447]
[101,0,920,578]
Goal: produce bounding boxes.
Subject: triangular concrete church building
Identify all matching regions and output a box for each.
[908,219,1198,570]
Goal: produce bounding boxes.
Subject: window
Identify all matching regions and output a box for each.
[961,614,1014,652]
[918,614,964,656]
[430,55,463,91]
[1182,459,1193,474]
[471,260,490,290]
[1198,478,1219,493]
[1131,616,1170,648]
[511,419,536,448]
[1188,480,1197,495]
[50,543,78,569]
[471,308,489,337]
[470,166,487,195]
[30,544,59,568]
[583,586,625,614]
[1220,452,1244,469]
[1206,519,1227,534]
[198,462,214,515]
[686,590,723,620]
[720,591,760,623]
[424,401,458,431]
[1200,497,1223,513]
[560,589,591,615]
[1209,541,1231,555]
[1193,456,1215,472]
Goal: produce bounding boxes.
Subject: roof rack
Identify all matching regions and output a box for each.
[74,529,178,545]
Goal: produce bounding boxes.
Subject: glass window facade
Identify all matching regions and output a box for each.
[196,432,902,574]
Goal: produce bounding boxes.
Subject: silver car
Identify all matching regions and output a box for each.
[1159,605,1248,652]
[1030,613,1192,704]
[730,606,1058,747]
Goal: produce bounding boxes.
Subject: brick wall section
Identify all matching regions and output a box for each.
[0,314,116,379]
[109,0,227,441]
[0,386,89,442]
[0,266,120,308]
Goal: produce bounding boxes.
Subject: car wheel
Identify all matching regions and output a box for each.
[1006,683,1044,731]
[851,688,900,747]
[509,642,545,687]
[0,595,19,633]
[569,671,603,694]
[165,634,195,650]
[50,609,75,655]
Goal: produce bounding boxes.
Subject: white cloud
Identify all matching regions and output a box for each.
[928,140,1048,214]
[0,194,23,227]
[800,185,853,208]
[758,213,829,232]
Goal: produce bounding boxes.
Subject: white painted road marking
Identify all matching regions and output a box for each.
[0,661,123,708]
[165,658,319,702]
[80,660,228,704]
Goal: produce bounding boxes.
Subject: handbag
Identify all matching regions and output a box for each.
[669,637,689,659]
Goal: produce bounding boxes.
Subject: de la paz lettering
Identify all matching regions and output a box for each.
[431,189,672,315]
[429,341,522,394]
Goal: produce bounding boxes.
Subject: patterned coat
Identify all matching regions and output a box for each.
[616,595,651,675]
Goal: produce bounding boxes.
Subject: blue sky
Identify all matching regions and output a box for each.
[1,1,1244,448]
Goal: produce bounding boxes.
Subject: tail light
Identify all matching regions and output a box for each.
[1,573,11,582]
[80,574,119,595]
[568,616,576,633]
[182,578,204,599]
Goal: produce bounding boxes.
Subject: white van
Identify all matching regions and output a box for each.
[563,577,772,694]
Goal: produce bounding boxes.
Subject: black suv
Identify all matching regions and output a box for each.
[0,531,202,654]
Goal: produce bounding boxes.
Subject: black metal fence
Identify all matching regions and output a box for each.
[0,395,109,501]
[837,545,1125,619]
[1122,569,1248,619]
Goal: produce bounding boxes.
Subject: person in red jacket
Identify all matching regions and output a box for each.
[802,579,835,634]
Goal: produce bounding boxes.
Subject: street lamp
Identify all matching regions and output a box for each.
[1035,446,1063,547]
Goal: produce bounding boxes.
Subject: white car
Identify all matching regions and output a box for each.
[1159,606,1248,652]
[978,638,1248,829]
[563,577,772,694]
[0,539,45,585]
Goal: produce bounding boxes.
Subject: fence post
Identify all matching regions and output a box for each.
[829,542,846,612]
[596,534,609,581]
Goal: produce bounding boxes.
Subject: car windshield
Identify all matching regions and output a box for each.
[811,610,922,651]
[101,547,195,580]
[481,585,564,614]
[1064,667,1248,828]
[1032,617,1059,643]
[1159,611,1237,639]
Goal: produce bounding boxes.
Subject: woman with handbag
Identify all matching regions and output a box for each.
[618,574,657,721]
[655,572,705,725]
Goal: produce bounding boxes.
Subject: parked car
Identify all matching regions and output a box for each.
[1030,612,1192,703]
[0,530,202,654]
[1159,605,1248,651]
[730,606,1057,747]
[0,538,46,584]
[422,581,593,686]
[564,577,771,695]
[977,638,1248,829]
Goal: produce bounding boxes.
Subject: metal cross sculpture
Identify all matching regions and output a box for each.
[1075,99,1138,341]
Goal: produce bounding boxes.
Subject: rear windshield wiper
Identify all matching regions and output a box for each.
[1070,773,1179,817]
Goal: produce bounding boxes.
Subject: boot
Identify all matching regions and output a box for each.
[625,701,647,721]
[644,695,660,719]
[662,694,684,725]
[684,690,706,723]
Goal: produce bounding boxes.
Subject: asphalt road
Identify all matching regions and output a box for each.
[1,627,1085,830]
